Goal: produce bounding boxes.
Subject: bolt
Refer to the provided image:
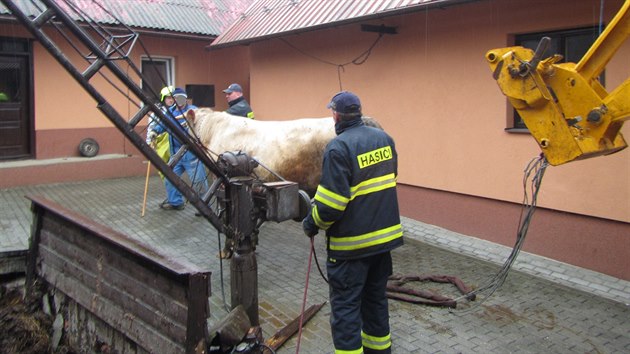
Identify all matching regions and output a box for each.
[587,109,603,124]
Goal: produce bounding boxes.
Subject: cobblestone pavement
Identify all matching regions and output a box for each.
[1,176,629,353]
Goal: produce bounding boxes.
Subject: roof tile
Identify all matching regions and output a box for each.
[210,0,468,48]
[0,0,255,37]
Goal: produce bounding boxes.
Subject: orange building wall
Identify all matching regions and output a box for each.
[243,0,629,279]
[248,0,629,224]
[27,31,251,158]
[33,33,249,128]
[0,24,250,186]
[2,1,628,279]
[208,45,252,111]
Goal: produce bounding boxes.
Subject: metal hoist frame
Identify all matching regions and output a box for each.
[486,0,630,166]
[2,0,307,330]
[1,0,228,230]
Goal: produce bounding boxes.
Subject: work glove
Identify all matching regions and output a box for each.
[302,217,318,238]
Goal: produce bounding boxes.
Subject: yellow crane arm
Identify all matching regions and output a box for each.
[485,0,630,166]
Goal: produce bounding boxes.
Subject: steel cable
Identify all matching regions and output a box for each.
[280,32,384,91]
[451,154,549,313]
[295,236,315,353]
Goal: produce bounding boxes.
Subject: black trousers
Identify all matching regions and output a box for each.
[327,252,393,353]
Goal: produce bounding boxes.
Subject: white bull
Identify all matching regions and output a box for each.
[185,108,382,196]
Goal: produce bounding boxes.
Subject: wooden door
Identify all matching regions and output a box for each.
[0,54,31,160]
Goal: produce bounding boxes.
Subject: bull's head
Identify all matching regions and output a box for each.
[184,108,205,133]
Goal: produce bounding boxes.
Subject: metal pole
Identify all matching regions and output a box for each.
[229,178,259,326]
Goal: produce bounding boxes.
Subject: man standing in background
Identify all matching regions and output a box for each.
[223,83,254,119]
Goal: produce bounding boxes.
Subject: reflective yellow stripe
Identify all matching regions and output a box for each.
[315,173,396,212]
[329,224,403,251]
[312,205,333,230]
[314,185,349,211]
[349,173,396,199]
[334,347,363,354]
[313,174,396,229]
[362,331,391,350]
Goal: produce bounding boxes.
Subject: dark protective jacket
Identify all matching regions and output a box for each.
[226,96,254,119]
[305,117,403,260]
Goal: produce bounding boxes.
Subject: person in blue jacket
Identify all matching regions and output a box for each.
[149,87,208,210]
[302,91,403,353]
[147,86,175,172]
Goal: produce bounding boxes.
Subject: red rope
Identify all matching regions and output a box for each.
[296,237,314,353]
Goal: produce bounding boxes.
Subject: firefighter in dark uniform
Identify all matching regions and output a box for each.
[222,83,254,119]
[303,91,403,354]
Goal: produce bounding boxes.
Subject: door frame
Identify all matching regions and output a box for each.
[0,36,34,160]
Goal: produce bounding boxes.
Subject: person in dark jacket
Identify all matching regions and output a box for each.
[303,91,403,354]
[222,83,254,119]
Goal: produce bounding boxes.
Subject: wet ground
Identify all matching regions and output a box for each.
[1,176,629,353]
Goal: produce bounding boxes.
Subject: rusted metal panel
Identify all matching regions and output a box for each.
[26,195,211,353]
[210,0,478,49]
[263,181,300,222]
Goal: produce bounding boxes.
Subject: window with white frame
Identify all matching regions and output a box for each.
[141,56,174,102]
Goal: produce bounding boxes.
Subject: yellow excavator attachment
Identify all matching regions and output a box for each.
[486,0,630,166]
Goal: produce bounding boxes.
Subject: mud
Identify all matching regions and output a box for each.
[0,281,76,354]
